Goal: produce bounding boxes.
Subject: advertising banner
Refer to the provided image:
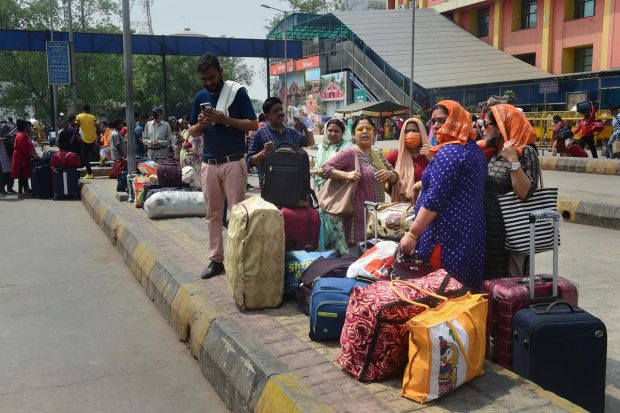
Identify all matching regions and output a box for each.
[320,72,347,102]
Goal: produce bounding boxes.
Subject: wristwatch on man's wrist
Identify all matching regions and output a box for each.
[510,162,521,171]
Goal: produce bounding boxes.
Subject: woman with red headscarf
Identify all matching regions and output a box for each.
[399,101,487,291]
[478,103,539,278]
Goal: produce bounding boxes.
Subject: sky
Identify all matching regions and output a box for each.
[146,0,284,102]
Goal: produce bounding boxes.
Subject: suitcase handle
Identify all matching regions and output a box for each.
[528,210,560,300]
[533,300,580,315]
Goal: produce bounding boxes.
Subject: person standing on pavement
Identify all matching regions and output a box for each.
[478,104,539,279]
[188,53,258,279]
[574,102,598,158]
[0,120,17,195]
[134,113,147,159]
[12,119,40,198]
[75,104,98,179]
[605,106,620,159]
[143,106,174,161]
[109,118,126,161]
[247,96,314,186]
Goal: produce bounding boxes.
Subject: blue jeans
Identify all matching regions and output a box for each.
[606,132,620,158]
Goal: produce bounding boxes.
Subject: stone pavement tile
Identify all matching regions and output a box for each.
[385,397,429,413]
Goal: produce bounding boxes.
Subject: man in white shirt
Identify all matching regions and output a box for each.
[143,106,174,161]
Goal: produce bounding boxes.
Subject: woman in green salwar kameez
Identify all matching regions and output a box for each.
[314,118,352,253]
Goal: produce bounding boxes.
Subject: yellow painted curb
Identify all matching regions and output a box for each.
[170,283,226,361]
[557,198,580,223]
[539,157,557,171]
[255,373,336,413]
[604,161,620,175]
[134,242,157,286]
[585,160,596,174]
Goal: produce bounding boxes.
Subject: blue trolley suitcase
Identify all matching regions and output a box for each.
[31,163,54,199]
[511,212,606,413]
[309,277,371,341]
[53,167,80,200]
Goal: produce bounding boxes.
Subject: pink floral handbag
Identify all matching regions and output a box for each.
[337,270,467,381]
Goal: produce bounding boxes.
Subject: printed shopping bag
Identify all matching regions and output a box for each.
[390,280,487,403]
[346,240,398,281]
[284,250,338,296]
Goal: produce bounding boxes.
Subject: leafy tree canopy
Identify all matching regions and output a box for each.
[0,1,253,125]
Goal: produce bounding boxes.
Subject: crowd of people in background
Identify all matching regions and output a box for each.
[2,50,620,293]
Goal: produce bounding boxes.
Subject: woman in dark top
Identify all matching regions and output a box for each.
[478,104,539,279]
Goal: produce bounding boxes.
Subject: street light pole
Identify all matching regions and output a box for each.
[284,14,288,112]
[122,0,136,174]
[261,3,291,111]
[409,3,415,115]
[66,0,78,114]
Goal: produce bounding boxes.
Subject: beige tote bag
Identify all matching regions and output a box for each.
[318,150,359,217]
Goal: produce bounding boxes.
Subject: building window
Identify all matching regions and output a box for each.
[574,46,593,72]
[515,53,536,66]
[575,0,595,18]
[521,0,537,29]
[478,8,489,37]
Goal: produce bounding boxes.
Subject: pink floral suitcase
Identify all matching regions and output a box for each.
[337,270,467,381]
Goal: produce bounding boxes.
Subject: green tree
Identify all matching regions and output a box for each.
[0,1,254,124]
[0,0,123,122]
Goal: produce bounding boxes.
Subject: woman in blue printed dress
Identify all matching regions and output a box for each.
[399,100,487,291]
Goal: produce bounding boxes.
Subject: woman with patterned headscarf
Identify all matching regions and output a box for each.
[387,117,431,203]
[478,103,539,278]
[314,118,352,252]
[399,100,487,291]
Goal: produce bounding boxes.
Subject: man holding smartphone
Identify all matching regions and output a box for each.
[188,53,258,279]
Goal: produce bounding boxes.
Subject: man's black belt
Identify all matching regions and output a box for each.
[204,153,244,165]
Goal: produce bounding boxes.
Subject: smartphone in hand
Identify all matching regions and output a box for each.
[200,102,213,113]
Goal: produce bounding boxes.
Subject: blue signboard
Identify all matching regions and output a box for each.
[46,41,71,85]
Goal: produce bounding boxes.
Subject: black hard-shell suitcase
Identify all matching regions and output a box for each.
[512,300,606,413]
[52,167,80,200]
[31,164,54,199]
[511,210,605,412]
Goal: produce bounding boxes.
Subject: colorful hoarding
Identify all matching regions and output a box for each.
[320,72,347,102]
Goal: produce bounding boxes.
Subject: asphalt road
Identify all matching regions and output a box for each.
[0,196,229,413]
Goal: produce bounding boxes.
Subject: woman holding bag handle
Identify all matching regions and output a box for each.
[478,103,539,278]
[399,101,487,291]
[322,116,398,252]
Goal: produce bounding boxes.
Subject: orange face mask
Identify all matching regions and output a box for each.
[405,132,421,149]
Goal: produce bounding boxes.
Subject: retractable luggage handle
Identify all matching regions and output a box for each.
[528,210,560,300]
[363,201,380,246]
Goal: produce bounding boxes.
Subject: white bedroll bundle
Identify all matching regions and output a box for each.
[143,191,206,219]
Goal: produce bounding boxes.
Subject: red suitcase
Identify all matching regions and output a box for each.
[482,210,578,370]
[281,206,319,251]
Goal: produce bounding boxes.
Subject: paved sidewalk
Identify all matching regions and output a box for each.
[79,179,595,413]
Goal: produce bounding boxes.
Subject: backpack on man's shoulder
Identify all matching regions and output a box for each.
[261,142,313,208]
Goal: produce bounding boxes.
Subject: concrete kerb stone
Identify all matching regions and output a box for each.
[255,373,337,413]
[556,194,620,231]
[81,183,333,413]
[537,156,620,175]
